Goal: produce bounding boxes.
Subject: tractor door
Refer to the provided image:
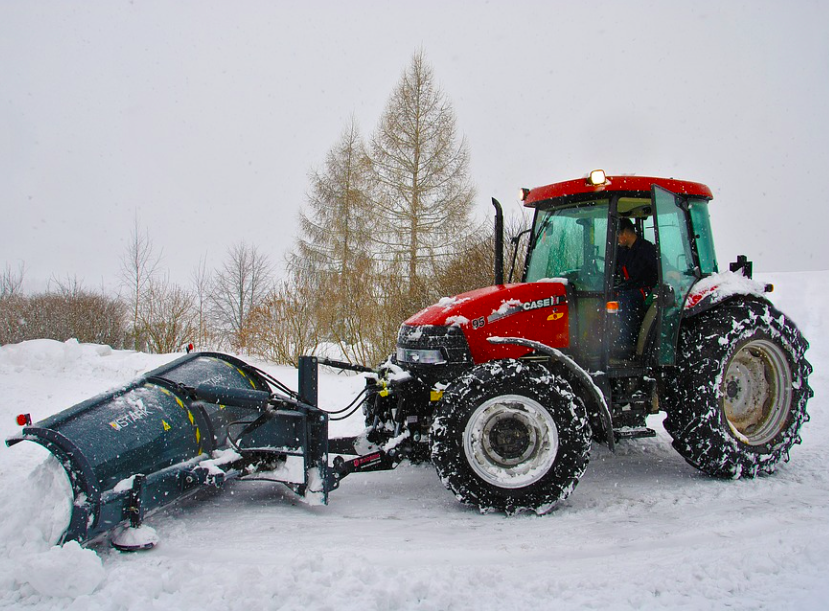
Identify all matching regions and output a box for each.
[524,200,610,365]
[651,185,698,365]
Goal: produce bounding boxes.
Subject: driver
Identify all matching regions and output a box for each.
[613,218,658,357]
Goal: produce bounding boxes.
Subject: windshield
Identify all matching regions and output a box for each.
[525,201,609,291]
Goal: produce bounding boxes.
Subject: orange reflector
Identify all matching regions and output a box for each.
[606,301,620,314]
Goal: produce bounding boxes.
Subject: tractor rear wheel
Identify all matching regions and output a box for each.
[430,360,591,514]
[663,298,812,478]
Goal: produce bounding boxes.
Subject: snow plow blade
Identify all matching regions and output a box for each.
[6,352,330,547]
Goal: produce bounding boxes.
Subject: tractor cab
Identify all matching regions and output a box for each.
[521,171,717,372]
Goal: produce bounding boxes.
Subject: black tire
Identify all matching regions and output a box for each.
[663,298,812,478]
[430,359,591,514]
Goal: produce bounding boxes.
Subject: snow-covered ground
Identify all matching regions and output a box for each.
[1,271,827,610]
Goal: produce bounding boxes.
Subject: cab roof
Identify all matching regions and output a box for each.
[522,174,713,208]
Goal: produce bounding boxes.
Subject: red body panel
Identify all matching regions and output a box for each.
[524,175,712,207]
[404,282,570,363]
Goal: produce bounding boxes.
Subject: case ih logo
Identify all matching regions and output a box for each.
[521,297,563,311]
[487,296,564,325]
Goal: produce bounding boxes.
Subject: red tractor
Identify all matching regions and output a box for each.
[361,170,813,514]
[8,171,814,548]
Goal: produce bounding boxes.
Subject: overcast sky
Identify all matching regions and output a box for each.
[2,1,827,293]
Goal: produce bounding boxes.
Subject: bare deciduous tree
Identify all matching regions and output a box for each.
[434,212,532,297]
[0,294,25,344]
[119,216,162,350]
[247,276,320,366]
[292,118,374,276]
[191,254,214,350]
[140,276,198,354]
[1,262,25,297]
[211,242,272,351]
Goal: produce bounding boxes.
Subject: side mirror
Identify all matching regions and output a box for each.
[729,255,753,279]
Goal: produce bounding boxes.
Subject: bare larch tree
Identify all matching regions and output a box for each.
[288,118,378,362]
[370,50,476,303]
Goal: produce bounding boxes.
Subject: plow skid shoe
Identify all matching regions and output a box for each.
[5,352,330,547]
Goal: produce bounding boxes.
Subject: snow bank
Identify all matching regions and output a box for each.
[19,541,105,598]
[1,338,124,374]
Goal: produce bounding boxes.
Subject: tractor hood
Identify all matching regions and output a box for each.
[403,281,570,363]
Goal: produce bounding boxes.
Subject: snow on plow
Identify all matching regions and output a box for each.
[5,352,334,550]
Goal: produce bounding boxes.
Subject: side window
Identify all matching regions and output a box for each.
[642,217,656,245]
[657,211,696,276]
[689,199,718,274]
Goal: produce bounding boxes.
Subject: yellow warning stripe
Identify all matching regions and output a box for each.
[239,367,257,389]
[213,357,258,390]
[157,385,203,455]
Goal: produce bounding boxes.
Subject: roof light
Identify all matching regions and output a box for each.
[519,188,530,201]
[587,169,607,186]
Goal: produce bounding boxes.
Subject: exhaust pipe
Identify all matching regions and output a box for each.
[492,197,504,285]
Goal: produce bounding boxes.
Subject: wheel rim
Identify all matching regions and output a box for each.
[463,395,559,489]
[722,339,792,445]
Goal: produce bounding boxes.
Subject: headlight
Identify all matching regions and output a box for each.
[396,347,447,365]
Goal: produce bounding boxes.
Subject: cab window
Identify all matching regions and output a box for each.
[525,202,609,292]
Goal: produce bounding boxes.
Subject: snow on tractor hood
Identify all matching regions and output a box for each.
[403,281,570,362]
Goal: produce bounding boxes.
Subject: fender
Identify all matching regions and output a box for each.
[487,336,614,452]
[683,270,773,318]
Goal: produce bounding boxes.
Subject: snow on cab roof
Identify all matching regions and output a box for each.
[523,174,713,208]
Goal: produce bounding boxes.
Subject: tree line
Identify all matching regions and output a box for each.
[1,52,526,365]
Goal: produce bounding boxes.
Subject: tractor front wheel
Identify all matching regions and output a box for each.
[430,360,591,514]
[663,298,812,478]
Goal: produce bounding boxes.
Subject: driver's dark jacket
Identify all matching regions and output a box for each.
[615,237,658,295]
